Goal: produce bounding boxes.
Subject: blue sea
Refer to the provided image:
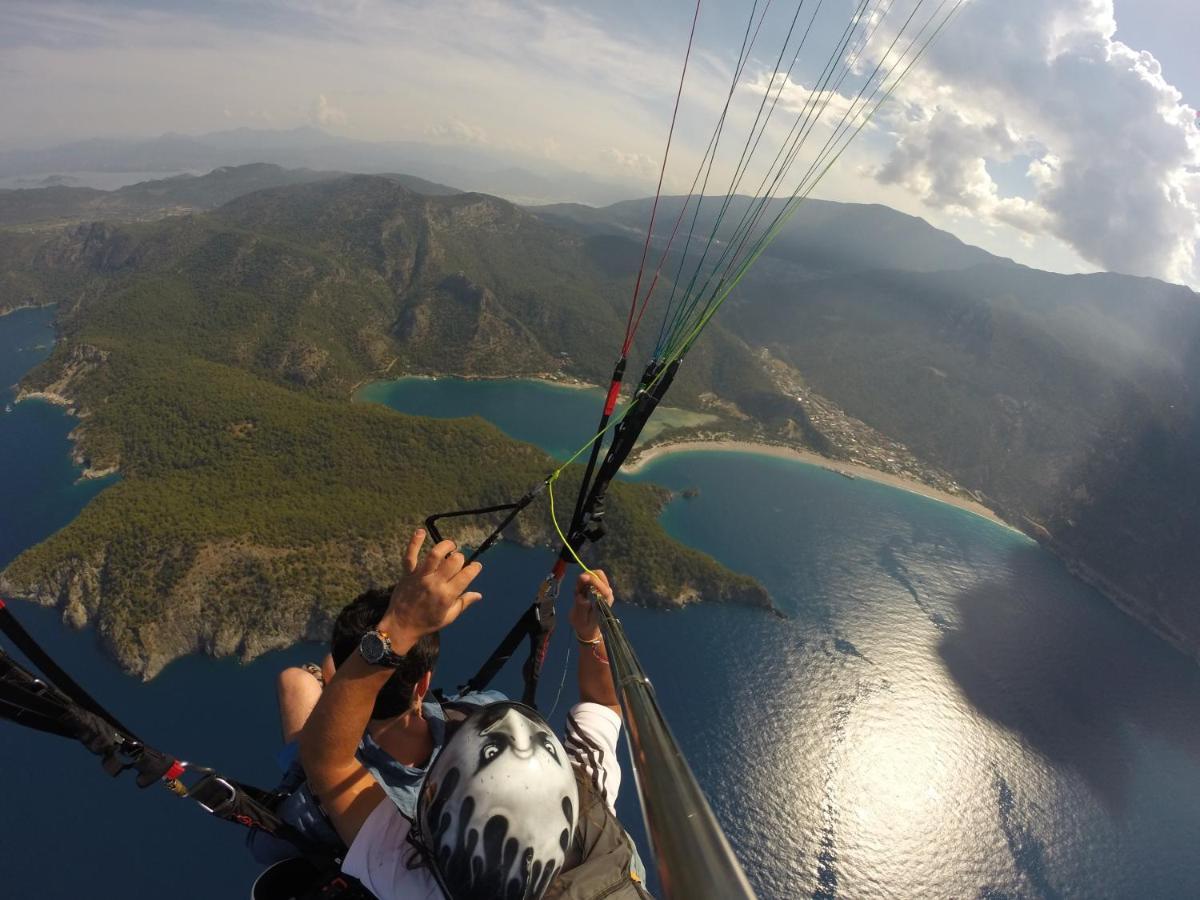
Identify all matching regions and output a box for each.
[4,314,1200,898]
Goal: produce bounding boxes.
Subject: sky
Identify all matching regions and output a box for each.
[1,0,1198,288]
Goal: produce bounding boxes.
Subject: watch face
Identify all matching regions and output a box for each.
[360,631,386,664]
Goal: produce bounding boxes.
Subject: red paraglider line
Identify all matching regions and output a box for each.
[623,0,702,357]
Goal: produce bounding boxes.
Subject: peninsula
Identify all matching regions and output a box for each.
[3,166,1198,671]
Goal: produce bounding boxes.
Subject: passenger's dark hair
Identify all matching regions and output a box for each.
[330,587,440,720]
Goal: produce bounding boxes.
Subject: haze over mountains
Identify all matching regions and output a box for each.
[0,163,456,227]
[0,127,639,206]
[0,163,1196,670]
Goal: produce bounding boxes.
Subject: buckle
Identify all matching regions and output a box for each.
[194,776,237,815]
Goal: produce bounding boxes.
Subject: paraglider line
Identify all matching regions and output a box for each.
[624,0,703,356]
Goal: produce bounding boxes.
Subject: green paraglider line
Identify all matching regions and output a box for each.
[662,0,965,363]
[643,0,771,353]
[623,0,703,356]
[534,0,972,530]
[655,0,878,357]
[657,0,892,359]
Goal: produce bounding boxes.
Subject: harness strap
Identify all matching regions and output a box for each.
[0,600,139,739]
[0,600,351,880]
[433,359,681,708]
[567,357,627,539]
[522,564,562,707]
[460,566,561,707]
[0,695,80,737]
[462,603,540,696]
[570,358,680,548]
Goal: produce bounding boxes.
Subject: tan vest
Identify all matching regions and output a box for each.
[545,768,654,900]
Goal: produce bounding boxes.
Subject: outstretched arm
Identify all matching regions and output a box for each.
[300,529,483,844]
[569,570,620,716]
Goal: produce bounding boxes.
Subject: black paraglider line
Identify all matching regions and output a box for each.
[0,600,361,894]
[636,0,770,350]
[658,0,881,359]
[661,0,963,364]
[622,0,702,358]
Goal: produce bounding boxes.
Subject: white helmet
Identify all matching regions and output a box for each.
[416,702,579,899]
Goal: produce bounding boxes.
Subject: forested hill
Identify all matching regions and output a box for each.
[3,169,1198,668]
[535,193,1200,659]
[0,175,771,677]
[534,194,1001,276]
[0,163,459,228]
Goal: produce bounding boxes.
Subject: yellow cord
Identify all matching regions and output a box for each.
[548,472,594,575]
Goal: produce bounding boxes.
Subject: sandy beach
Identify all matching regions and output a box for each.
[623,439,1017,530]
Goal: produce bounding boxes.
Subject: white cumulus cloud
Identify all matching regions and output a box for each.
[871,0,1200,286]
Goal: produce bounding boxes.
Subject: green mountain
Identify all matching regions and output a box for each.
[539,193,1200,659]
[0,175,770,677]
[728,259,1200,650]
[3,168,1198,670]
[534,194,999,276]
[0,163,458,228]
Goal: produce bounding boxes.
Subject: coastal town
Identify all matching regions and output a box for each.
[621,348,996,525]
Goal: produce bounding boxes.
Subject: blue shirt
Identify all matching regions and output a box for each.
[356,690,506,819]
[248,690,505,865]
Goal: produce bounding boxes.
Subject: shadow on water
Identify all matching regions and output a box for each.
[988,767,1062,900]
[879,534,952,633]
[938,542,1200,818]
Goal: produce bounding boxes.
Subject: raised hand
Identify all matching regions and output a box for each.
[569,569,614,643]
[387,530,483,638]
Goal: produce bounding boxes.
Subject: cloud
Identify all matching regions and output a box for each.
[876,107,1050,232]
[602,147,658,179]
[427,119,489,145]
[3,0,1193,283]
[308,94,347,128]
[743,71,862,129]
[874,0,1200,286]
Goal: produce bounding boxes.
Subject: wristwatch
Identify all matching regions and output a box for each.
[358,629,407,667]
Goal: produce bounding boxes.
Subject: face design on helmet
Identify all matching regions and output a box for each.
[418,703,579,900]
[476,704,563,772]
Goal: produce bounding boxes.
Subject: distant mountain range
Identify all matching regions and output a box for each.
[1,165,1197,670]
[0,127,641,206]
[0,163,455,227]
[535,194,1001,275]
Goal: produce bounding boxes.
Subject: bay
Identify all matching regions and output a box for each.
[356,377,715,459]
[3,320,1200,898]
[366,376,1200,900]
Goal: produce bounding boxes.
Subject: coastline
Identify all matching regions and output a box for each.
[624,439,1019,531]
[15,388,72,408]
[354,371,600,401]
[0,301,54,320]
